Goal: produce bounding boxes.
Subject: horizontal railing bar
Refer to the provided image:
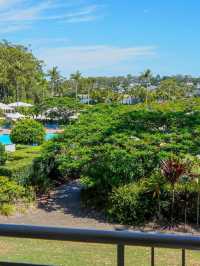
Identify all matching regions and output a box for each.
[0,263,53,266]
[0,224,199,250]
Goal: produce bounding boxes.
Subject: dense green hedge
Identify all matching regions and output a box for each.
[10,119,45,145]
[0,145,40,215]
[0,145,41,185]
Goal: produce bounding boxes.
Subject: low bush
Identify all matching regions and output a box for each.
[0,176,25,203]
[108,182,157,225]
[10,119,45,145]
[0,203,15,216]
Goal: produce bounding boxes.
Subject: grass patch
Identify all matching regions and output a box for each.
[0,238,200,265]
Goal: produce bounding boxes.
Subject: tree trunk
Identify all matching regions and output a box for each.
[184,207,187,230]
[171,188,175,225]
[75,82,78,100]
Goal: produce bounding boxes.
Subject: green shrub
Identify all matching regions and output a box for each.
[10,119,45,145]
[0,176,25,203]
[31,142,61,191]
[108,182,157,225]
[0,143,7,165]
[78,144,159,195]
[0,203,15,216]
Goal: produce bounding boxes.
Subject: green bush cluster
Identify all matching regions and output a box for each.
[108,173,199,225]
[35,98,200,224]
[10,119,45,145]
[108,182,156,225]
[0,175,25,203]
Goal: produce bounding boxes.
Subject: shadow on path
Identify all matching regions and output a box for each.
[38,180,108,224]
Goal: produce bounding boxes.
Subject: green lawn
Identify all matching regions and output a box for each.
[0,237,200,265]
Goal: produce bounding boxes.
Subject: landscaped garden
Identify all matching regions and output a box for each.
[1,98,200,228]
[1,40,200,264]
[33,98,200,227]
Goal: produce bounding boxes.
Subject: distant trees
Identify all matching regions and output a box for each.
[0,41,47,103]
[35,96,82,122]
[70,71,82,100]
[48,67,63,97]
[0,40,198,106]
[155,78,191,101]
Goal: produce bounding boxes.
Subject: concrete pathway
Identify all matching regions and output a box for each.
[0,181,115,229]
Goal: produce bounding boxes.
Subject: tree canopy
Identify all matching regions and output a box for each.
[0,41,47,103]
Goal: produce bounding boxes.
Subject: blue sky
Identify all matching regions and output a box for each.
[0,0,199,77]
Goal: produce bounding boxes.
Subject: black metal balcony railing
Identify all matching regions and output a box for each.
[0,224,199,266]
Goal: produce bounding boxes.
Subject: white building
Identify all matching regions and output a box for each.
[0,103,14,113]
[79,94,91,104]
[8,102,33,108]
[121,95,139,105]
[186,81,194,87]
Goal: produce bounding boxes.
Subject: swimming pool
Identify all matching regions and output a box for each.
[0,133,57,145]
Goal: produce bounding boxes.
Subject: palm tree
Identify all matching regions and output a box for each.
[87,77,96,105]
[48,66,61,97]
[70,71,82,100]
[139,69,153,106]
[191,167,200,226]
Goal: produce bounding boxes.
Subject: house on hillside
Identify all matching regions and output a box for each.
[148,85,157,91]
[186,81,194,87]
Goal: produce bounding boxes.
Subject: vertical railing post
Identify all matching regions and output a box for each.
[117,244,125,266]
[182,249,186,266]
[151,247,155,266]
[115,227,126,266]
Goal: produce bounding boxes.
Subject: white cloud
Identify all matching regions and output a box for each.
[0,1,103,33]
[36,45,156,76]
[0,24,30,34]
[0,0,20,7]
[66,15,98,23]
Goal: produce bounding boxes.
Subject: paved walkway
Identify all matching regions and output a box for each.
[0,181,116,229]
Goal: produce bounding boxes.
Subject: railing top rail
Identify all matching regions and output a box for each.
[0,224,199,250]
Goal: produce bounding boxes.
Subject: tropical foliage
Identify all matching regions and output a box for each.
[34,98,200,224]
[10,119,45,145]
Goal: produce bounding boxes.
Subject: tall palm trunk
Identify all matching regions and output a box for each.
[171,187,175,225]
[75,82,78,100]
[88,87,90,105]
[197,191,200,226]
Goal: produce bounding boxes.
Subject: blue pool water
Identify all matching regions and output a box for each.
[0,133,57,145]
